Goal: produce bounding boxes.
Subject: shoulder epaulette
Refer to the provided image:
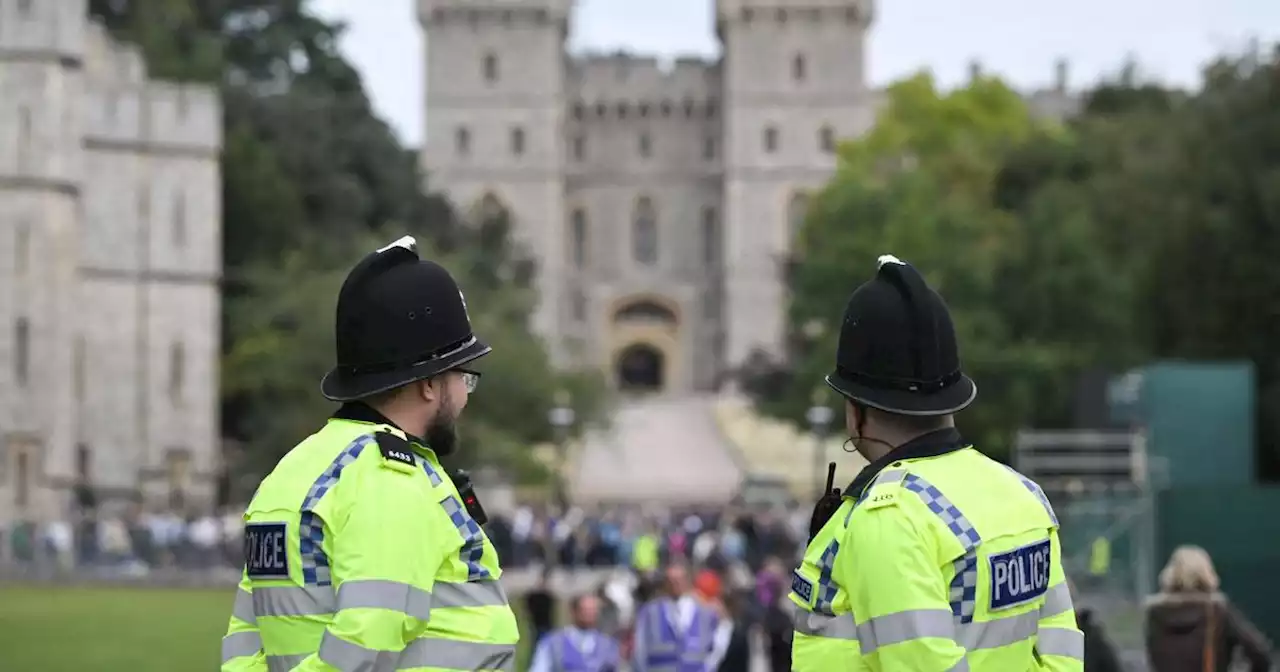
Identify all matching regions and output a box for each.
[374,431,418,474]
[861,467,909,511]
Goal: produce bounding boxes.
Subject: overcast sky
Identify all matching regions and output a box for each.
[311,0,1279,147]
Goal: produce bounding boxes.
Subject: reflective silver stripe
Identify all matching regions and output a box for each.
[960,611,1039,651]
[947,658,970,671]
[318,631,399,671]
[337,580,433,621]
[1036,627,1085,659]
[433,579,509,609]
[232,588,257,625]
[267,654,307,672]
[254,584,336,617]
[221,631,263,661]
[858,608,954,654]
[399,637,517,671]
[791,604,858,640]
[1040,582,1074,618]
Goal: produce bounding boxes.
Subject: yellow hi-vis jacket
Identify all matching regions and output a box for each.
[221,404,519,672]
[790,428,1083,671]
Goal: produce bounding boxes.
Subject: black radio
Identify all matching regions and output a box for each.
[452,469,488,526]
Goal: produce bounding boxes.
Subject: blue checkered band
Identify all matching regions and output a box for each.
[814,540,841,615]
[299,434,375,586]
[902,473,983,623]
[441,494,491,581]
[1002,464,1058,526]
[420,458,443,487]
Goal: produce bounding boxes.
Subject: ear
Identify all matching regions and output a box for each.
[416,377,439,404]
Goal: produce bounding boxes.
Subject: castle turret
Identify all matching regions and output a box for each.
[419,0,572,361]
[716,0,877,370]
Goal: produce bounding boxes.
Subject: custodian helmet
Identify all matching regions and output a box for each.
[824,255,976,416]
[320,236,490,402]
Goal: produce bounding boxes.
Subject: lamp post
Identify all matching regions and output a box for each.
[548,390,575,512]
[806,388,835,498]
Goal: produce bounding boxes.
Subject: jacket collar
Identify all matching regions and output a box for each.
[843,427,967,499]
[331,402,428,446]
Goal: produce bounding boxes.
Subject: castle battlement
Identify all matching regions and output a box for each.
[714,0,874,28]
[418,0,573,26]
[569,53,720,107]
[83,22,147,84]
[0,0,86,63]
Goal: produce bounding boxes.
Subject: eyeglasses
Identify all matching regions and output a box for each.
[457,368,481,393]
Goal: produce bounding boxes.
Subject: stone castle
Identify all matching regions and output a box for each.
[418,0,1078,394]
[0,0,222,524]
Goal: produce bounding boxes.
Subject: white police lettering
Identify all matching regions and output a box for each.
[377,235,417,254]
[244,523,290,579]
[387,449,413,463]
[988,538,1052,610]
[791,570,815,605]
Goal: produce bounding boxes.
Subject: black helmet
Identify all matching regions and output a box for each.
[824,255,976,416]
[320,236,491,402]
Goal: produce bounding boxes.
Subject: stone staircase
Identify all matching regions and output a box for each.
[569,395,743,504]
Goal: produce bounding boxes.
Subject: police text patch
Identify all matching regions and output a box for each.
[988,538,1051,611]
[244,523,290,579]
[376,432,417,467]
[791,570,815,605]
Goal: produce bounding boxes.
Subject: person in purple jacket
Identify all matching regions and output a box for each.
[632,564,730,672]
[528,593,621,672]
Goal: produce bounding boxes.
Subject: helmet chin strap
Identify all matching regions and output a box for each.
[842,401,897,458]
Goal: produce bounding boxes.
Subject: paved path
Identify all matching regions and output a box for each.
[570,395,743,504]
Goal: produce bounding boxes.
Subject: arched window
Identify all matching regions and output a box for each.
[793,53,807,82]
[788,192,811,241]
[632,197,658,266]
[169,342,185,402]
[172,192,187,246]
[17,105,31,169]
[570,208,587,268]
[614,300,677,324]
[638,132,652,158]
[455,126,470,156]
[483,52,499,82]
[14,317,30,386]
[819,125,836,153]
[510,126,525,156]
[702,206,719,265]
[478,192,508,222]
[763,125,778,153]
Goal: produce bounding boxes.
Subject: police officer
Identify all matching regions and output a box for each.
[789,255,1083,671]
[221,236,518,672]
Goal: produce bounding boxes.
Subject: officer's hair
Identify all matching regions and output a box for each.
[869,407,952,434]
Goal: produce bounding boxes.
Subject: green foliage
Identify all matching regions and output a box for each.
[764,52,1280,471]
[91,0,607,482]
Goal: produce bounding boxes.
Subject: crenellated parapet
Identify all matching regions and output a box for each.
[417,0,573,28]
[568,53,721,122]
[714,0,874,38]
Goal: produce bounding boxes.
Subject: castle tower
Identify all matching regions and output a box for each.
[418,0,572,362]
[0,0,86,519]
[716,0,877,371]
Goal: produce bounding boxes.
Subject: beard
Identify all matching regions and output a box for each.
[423,392,460,456]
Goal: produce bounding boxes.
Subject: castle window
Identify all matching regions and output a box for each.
[14,221,29,276]
[820,125,836,153]
[74,336,86,402]
[510,126,525,156]
[776,8,788,23]
[639,132,652,158]
[483,53,499,83]
[702,206,719,265]
[76,444,91,482]
[639,103,650,118]
[571,290,586,322]
[172,192,187,247]
[595,102,607,118]
[617,102,628,119]
[683,98,695,118]
[705,100,718,118]
[572,103,585,121]
[632,197,658,266]
[17,0,32,16]
[456,126,470,156]
[15,451,29,507]
[788,192,811,241]
[572,135,585,161]
[169,342,185,403]
[703,136,716,161]
[17,106,31,169]
[15,318,30,387]
[660,101,672,117]
[764,125,779,153]
[793,53,807,82]
[570,208,587,268]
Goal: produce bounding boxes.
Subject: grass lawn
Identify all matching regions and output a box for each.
[0,584,536,671]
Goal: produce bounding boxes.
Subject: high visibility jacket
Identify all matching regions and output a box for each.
[631,597,720,672]
[790,428,1083,671]
[221,404,518,672]
[631,535,658,573]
